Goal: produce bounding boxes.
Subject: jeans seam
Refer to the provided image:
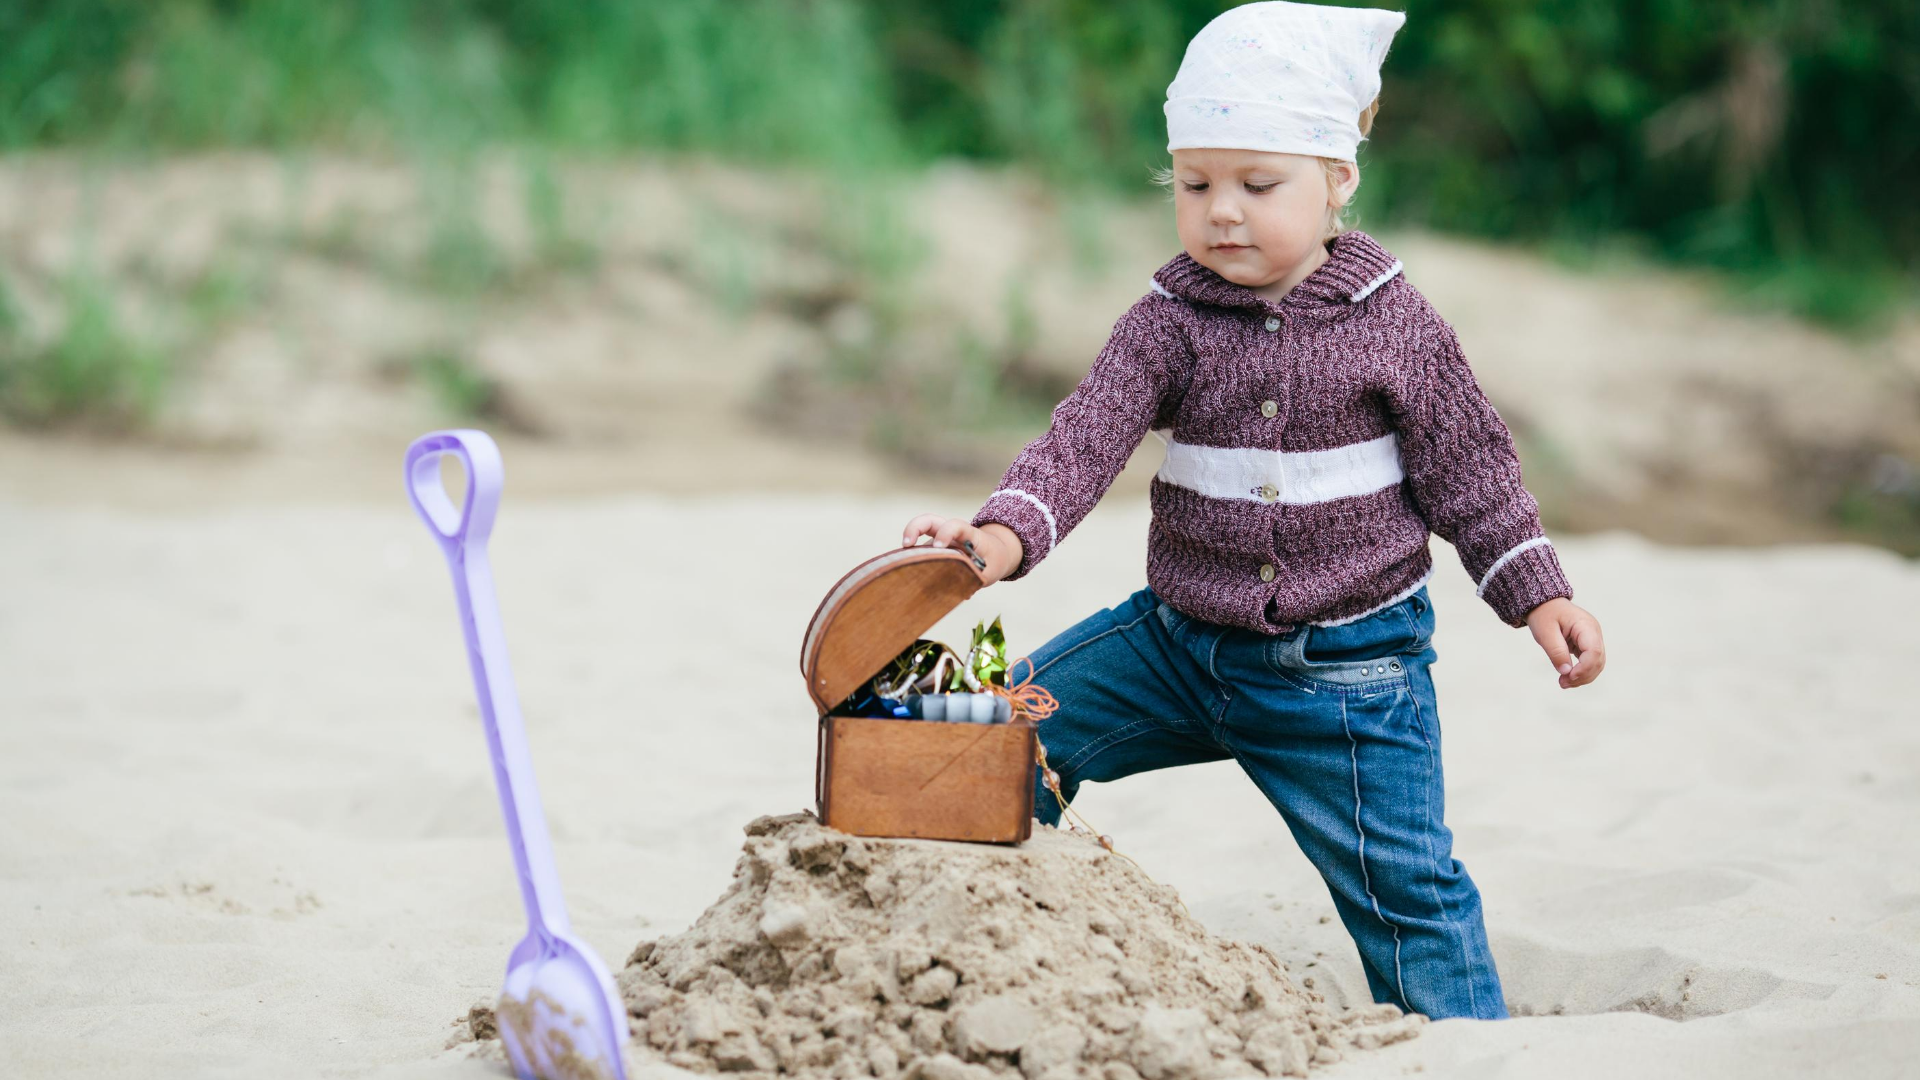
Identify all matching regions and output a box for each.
[1342,694,1408,1012]
[1261,634,1335,696]
[1318,676,1411,696]
[1170,624,1231,729]
[1397,606,1422,649]
[1029,607,1158,683]
[1260,636,1300,686]
[1406,676,1478,1017]
[1212,727,1262,808]
[1202,677,1234,739]
[1211,685,1234,729]
[1268,663,1408,697]
[1056,717,1160,777]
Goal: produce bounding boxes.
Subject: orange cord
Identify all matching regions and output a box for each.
[989,656,1059,724]
[991,657,1147,873]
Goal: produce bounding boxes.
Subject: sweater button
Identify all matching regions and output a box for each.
[1259,399,1278,418]
[1259,563,1277,582]
[1264,316,1281,332]
[1257,484,1278,502]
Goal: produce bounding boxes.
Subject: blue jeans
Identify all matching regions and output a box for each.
[1026,586,1507,1020]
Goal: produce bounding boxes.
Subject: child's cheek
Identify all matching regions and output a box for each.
[1250,203,1312,261]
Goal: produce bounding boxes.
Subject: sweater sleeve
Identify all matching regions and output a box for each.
[972,295,1190,580]
[1391,312,1572,626]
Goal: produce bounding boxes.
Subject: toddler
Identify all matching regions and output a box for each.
[901,1,1605,1021]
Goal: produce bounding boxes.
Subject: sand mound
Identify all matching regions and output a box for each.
[608,813,1422,1080]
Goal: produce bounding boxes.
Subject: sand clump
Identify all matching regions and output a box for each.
[608,813,1422,1080]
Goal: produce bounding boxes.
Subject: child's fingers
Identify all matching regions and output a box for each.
[1529,618,1575,682]
[901,514,946,546]
[1566,617,1607,686]
[929,518,973,549]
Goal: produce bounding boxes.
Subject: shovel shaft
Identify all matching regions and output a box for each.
[407,429,570,938]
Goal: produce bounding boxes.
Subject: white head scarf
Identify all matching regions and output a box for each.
[1164,1,1406,163]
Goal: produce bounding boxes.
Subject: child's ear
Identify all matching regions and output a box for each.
[1329,160,1362,207]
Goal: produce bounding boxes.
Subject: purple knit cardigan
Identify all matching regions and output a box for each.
[972,230,1572,634]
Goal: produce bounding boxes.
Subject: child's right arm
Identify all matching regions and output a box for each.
[900,294,1190,582]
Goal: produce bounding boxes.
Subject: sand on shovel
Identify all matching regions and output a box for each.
[456,812,1422,1079]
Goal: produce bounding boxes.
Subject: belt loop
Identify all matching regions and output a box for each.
[1273,625,1310,667]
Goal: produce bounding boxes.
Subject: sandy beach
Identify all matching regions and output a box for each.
[4,486,1916,1079]
[5,0,1920,1070]
[4,0,1917,1067]
[4,139,1918,1080]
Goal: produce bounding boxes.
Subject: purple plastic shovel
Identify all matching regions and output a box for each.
[406,429,630,1080]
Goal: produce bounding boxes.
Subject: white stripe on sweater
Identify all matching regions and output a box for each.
[1155,432,1404,505]
[986,488,1059,553]
[1149,260,1400,304]
[1476,536,1552,596]
[1349,260,1404,302]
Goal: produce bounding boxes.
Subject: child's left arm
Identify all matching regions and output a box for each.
[1390,316,1607,689]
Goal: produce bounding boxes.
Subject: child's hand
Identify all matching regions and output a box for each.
[1525,598,1606,689]
[900,515,1024,584]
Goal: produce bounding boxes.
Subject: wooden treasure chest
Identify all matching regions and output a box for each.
[800,547,1037,844]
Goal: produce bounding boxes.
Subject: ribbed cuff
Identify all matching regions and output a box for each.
[971,490,1056,581]
[1478,541,1573,627]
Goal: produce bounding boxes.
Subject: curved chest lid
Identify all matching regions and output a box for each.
[800,547,986,715]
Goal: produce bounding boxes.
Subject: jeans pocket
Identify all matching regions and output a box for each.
[1267,609,1420,695]
[1290,642,1409,693]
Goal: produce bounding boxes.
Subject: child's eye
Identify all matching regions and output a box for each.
[1181,182,1209,193]
[1245,182,1276,194]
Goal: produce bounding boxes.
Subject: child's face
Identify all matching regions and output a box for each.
[1171,148,1359,291]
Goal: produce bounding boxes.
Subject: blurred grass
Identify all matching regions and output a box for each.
[521,149,597,273]
[418,152,509,297]
[1834,475,1920,557]
[0,0,904,166]
[406,345,494,418]
[0,269,169,429]
[382,342,543,435]
[0,0,1914,487]
[808,267,1074,476]
[0,0,1911,330]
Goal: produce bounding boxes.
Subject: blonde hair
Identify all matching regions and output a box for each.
[1152,96,1380,242]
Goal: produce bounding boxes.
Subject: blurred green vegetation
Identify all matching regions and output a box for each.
[0,268,169,428]
[2,0,1912,327]
[405,345,496,419]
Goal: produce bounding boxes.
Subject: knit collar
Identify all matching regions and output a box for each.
[1149,230,1404,316]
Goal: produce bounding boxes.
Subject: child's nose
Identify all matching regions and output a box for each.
[1208,196,1243,225]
